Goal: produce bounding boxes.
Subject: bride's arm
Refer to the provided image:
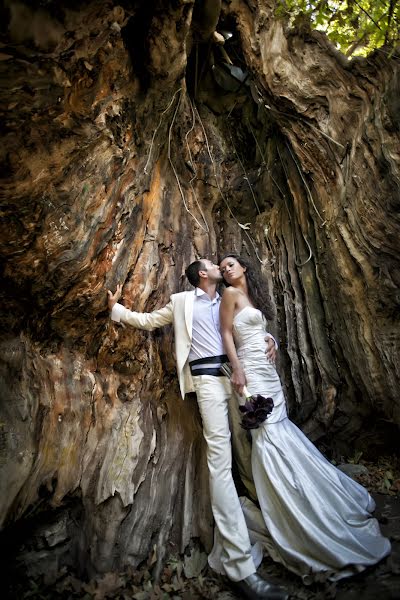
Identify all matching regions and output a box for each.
[220,288,247,395]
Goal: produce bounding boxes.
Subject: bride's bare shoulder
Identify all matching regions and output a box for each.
[221,286,241,298]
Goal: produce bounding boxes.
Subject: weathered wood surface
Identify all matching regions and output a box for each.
[231,0,400,439]
[0,0,399,579]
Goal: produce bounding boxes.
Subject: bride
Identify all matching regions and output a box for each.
[218,253,391,582]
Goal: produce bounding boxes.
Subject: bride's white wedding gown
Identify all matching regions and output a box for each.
[220,306,390,582]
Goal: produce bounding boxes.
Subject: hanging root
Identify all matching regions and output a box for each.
[227,127,261,215]
[184,97,209,233]
[168,91,209,233]
[193,101,264,263]
[277,143,313,267]
[285,142,327,227]
[143,87,182,175]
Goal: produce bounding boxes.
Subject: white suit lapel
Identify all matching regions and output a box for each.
[184,290,195,340]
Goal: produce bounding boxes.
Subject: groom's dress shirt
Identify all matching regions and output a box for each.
[188,288,225,363]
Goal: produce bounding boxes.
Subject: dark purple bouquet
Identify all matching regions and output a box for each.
[239,392,274,430]
[220,364,274,430]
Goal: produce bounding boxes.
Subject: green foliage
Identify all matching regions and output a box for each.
[275,0,399,57]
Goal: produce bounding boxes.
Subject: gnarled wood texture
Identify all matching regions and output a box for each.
[0,0,399,580]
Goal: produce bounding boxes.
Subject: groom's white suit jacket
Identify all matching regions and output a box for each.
[112,290,196,399]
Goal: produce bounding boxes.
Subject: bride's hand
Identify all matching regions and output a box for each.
[231,366,247,396]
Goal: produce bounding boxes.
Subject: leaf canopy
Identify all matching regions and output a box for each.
[275,0,399,57]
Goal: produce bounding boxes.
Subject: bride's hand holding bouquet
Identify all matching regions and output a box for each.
[220,363,274,431]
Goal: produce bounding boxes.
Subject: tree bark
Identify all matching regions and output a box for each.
[0,0,399,580]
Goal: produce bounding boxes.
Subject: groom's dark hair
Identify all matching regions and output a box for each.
[185,260,207,287]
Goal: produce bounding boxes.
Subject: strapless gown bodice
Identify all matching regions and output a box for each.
[233,305,270,360]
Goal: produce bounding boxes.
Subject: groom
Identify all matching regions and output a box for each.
[108,259,287,600]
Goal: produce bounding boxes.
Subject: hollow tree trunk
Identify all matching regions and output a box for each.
[0,0,399,581]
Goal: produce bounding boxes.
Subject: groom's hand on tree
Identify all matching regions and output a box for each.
[107,284,122,311]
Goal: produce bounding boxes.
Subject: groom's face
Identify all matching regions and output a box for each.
[201,259,223,282]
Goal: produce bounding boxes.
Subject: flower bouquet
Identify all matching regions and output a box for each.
[220,364,274,430]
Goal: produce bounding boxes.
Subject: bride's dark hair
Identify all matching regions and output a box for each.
[219,253,274,321]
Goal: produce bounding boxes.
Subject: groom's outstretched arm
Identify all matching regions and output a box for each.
[107,285,173,331]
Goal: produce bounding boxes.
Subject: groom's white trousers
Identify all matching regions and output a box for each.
[192,374,256,582]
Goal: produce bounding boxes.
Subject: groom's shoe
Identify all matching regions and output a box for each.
[233,573,289,600]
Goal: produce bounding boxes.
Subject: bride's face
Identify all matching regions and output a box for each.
[219,257,246,285]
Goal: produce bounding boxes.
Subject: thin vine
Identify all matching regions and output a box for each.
[227,127,261,215]
[168,91,209,233]
[285,142,327,227]
[277,143,313,267]
[143,88,182,175]
[184,96,210,233]
[192,101,265,263]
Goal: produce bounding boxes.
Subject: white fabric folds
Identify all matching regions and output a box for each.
[224,306,391,582]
